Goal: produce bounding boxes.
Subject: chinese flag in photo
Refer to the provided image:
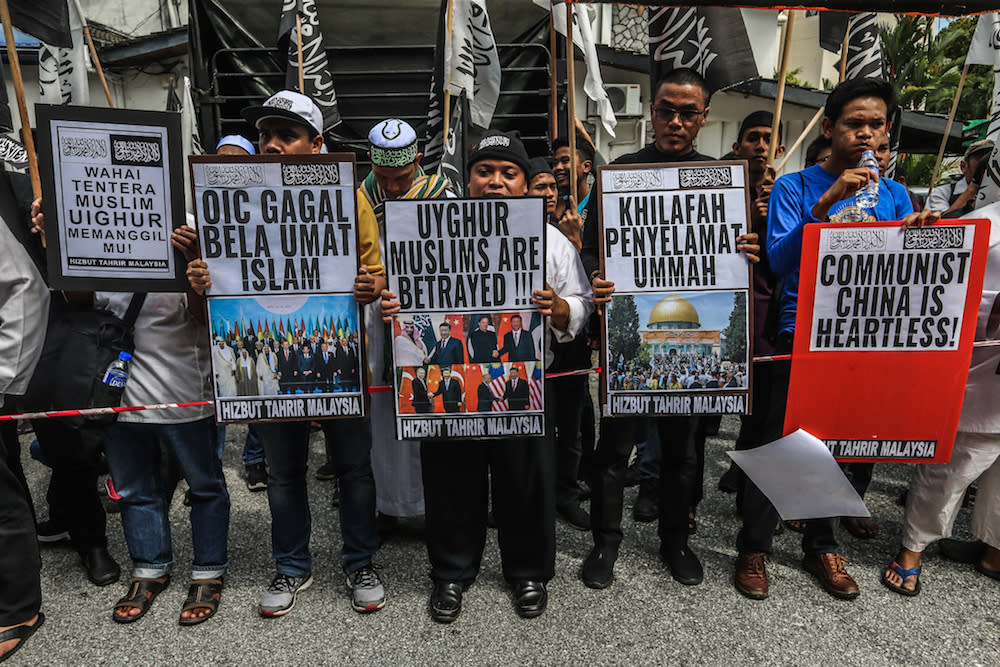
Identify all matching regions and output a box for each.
[464,362,482,412]
[426,364,444,412]
[445,313,467,356]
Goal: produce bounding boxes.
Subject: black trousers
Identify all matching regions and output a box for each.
[545,375,587,509]
[736,333,837,555]
[421,436,555,584]
[590,415,700,553]
[33,419,107,550]
[0,418,42,626]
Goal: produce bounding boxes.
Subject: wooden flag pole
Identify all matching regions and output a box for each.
[296,13,305,92]
[929,62,970,193]
[549,4,558,141]
[443,0,454,152]
[566,0,578,204]
[0,0,40,199]
[776,106,824,172]
[82,26,114,107]
[767,10,796,167]
[839,26,850,82]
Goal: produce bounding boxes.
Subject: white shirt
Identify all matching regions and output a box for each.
[544,224,594,368]
[957,202,1000,432]
[927,179,969,213]
[94,292,213,423]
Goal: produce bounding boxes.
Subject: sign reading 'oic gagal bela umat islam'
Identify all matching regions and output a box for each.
[597,161,753,418]
[190,153,367,424]
[36,105,187,291]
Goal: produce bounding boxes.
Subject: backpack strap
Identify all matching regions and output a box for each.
[122,293,147,327]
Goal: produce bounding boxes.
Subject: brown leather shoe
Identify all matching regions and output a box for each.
[735,552,769,600]
[802,553,860,600]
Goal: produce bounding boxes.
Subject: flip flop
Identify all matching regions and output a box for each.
[974,562,1000,581]
[881,561,921,596]
[844,516,879,539]
[0,613,45,664]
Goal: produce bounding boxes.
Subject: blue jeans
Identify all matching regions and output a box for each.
[256,417,377,577]
[104,417,230,580]
[243,424,265,466]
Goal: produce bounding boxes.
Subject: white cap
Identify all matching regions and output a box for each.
[241,90,323,137]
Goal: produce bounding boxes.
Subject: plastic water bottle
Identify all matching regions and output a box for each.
[855,150,880,209]
[102,351,132,390]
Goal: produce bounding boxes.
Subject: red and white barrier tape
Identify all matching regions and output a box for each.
[5,340,999,422]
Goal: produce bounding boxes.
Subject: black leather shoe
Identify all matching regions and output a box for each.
[661,543,703,586]
[429,581,465,623]
[80,546,121,587]
[580,546,616,589]
[512,580,547,618]
[557,503,591,531]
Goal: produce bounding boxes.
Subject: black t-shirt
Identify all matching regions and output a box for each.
[580,144,714,277]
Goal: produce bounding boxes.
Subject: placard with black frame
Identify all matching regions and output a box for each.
[598,160,753,417]
[190,153,366,423]
[36,104,187,291]
[384,196,548,440]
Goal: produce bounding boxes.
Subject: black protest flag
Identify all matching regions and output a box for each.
[648,7,758,94]
[9,0,72,48]
[423,0,448,173]
[438,90,468,197]
[819,11,850,53]
[276,0,341,130]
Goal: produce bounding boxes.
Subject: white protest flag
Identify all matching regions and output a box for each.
[182,76,204,158]
[38,0,90,105]
[535,0,616,137]
[967,13,1000,209]
[445,0,501,129]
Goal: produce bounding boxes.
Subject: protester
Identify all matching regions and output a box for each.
[0,208,49,661]
[926,138,993,218]
[752,77,913,601]
[530,158,592,530]
[579,68,760,590]
[381,129,593,621]
[881,199,1000,595]
[186,90,386,616]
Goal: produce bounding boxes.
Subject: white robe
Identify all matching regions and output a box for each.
[212,344,237,397]
[257,351,279,396]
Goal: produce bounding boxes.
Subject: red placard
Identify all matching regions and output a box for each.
[784,220,989,463]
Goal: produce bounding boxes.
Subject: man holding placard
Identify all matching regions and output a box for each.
[580,68,761,591]
[381,130,592,622]
[186,90,386,616]
[749,78,914,601]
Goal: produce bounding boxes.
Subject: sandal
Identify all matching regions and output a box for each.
[179,578,223,626]
[844,516,879,539]
[112,576,170,624]
[0,613,45,664]
[881,561,921,596]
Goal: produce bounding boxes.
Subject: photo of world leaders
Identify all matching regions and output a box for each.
[606,291,749,392]
[393,309,545,414]
[207,294,362,398]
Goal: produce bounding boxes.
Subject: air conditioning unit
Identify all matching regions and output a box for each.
[605,84,642,117]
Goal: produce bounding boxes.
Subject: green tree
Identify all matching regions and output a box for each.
[721,292,747,363]
[607,295,641,364]
[638,343,652,367]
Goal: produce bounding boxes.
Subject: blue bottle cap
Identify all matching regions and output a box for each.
[119,351,132,362]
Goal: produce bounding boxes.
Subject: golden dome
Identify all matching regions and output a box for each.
[648,295,700,327]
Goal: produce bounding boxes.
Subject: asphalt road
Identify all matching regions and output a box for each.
[11,416,1000,665]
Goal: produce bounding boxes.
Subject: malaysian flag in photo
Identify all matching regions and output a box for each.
[529,363,543,411]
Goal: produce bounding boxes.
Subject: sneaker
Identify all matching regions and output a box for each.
[36,520,70,544]
[258,573,313,617]
[347,566,386,613]
[315,462,337,481]
[245,462,267,492]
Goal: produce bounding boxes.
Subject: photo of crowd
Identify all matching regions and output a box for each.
[207,295,362,398]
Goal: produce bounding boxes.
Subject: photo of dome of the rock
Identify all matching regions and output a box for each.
[606,291,748,392]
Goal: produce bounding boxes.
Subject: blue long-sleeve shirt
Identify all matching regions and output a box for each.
[767,165,914,335]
